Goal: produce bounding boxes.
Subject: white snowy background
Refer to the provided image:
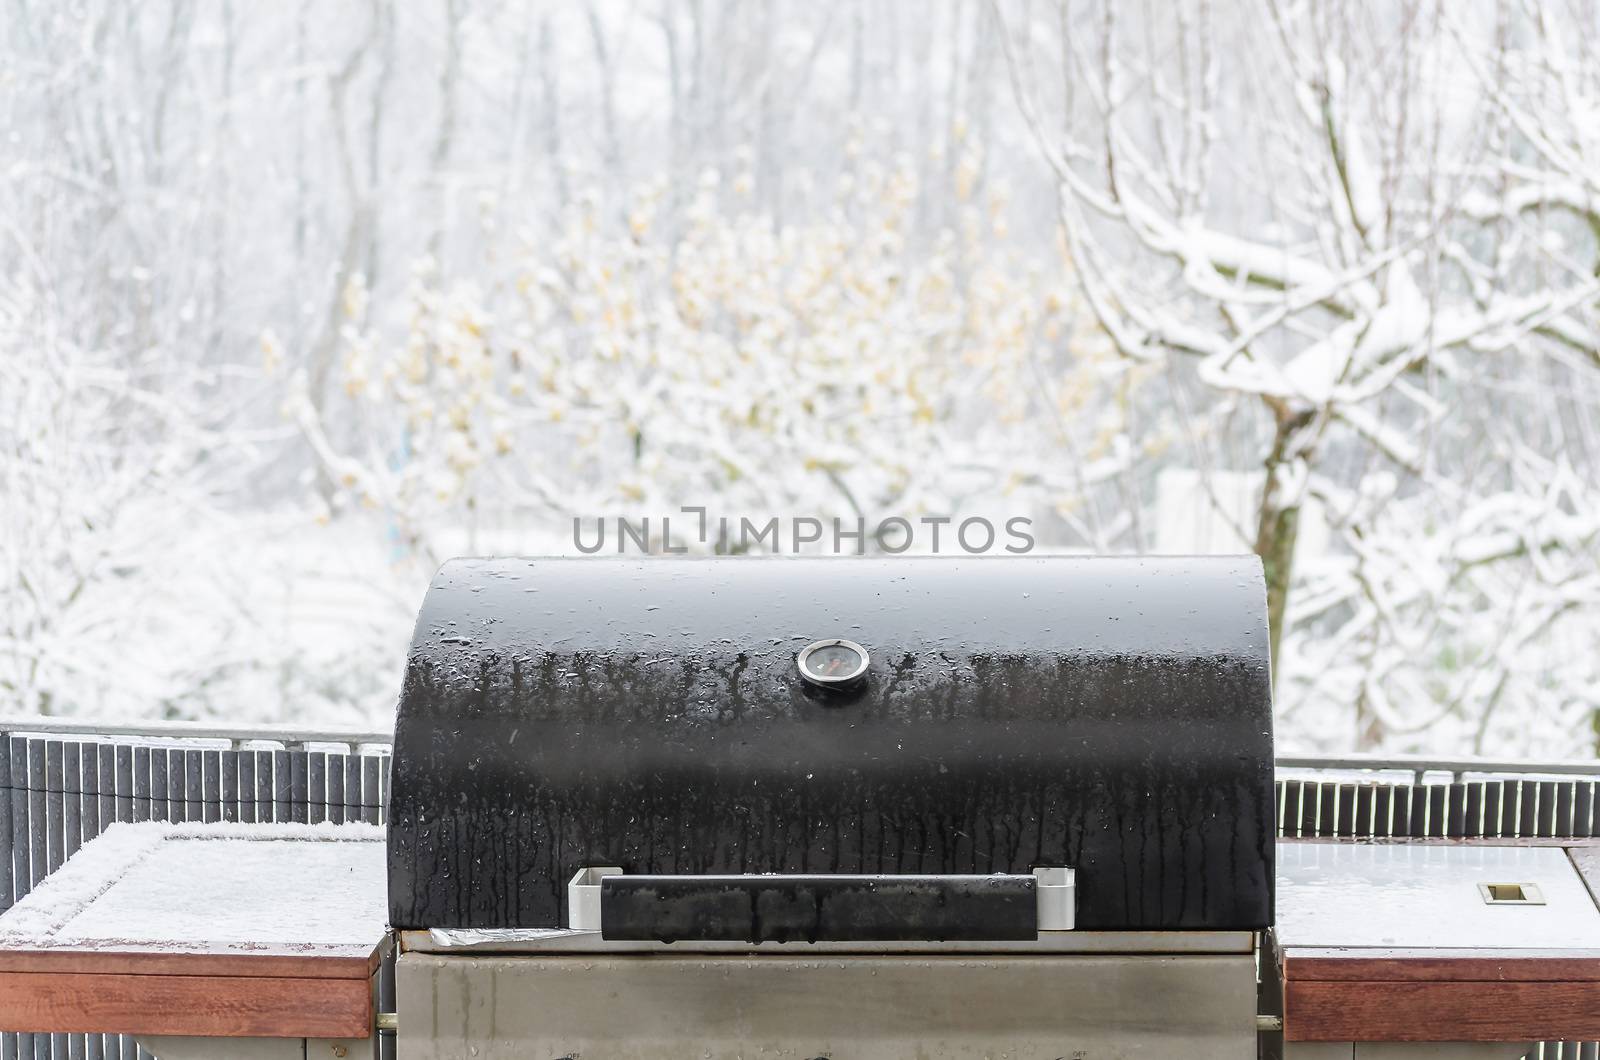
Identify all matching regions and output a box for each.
[2,1,1596,756]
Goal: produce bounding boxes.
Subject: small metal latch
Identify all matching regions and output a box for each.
[1478,881,1545,905]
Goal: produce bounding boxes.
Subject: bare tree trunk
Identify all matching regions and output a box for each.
[1255,404,1315,688]
[537,13,569,211]
[362,0,394,294]
[292,0,309,335]
[585,4,623,196]
[426,0,462,262]
[209,0,235,360]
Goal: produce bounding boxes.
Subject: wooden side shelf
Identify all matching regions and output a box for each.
[0,963,376,1039]
[1281,949,1600,1042]
[0,822,387,1040]
[1276,840,1600,1044]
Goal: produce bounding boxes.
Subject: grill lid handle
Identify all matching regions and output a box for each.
[567,867,1074,943]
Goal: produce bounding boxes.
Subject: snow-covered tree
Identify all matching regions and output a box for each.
[993,0,1600,750]
[288,154,1119,562]
[3,0,1596,755]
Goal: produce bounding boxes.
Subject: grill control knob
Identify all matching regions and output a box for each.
[797,639,870,689]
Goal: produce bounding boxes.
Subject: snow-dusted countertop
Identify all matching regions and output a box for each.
[0,821,387,962]
[0,822,389,1039]
[1275,839,1600,1044]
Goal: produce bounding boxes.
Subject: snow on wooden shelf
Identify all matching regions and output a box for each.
[0,821,387,960]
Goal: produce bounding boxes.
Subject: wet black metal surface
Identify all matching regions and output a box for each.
[599,873,1038,943]
[386,556,1275,931]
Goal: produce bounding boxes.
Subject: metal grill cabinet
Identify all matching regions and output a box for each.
[388,556,1275,1058]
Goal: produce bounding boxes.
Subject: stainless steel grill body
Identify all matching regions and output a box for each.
[386,555,1273,1058]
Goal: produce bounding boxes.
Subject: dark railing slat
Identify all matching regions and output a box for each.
[149,751,168,823]
[328,753,346,826]
[345,755,364,832]
[1386,785,1413,837]
[1481,781,1505,838]
[182,750,203,823]
[1333,784,1357,837]
[165,749,185,824]
[112,745,132,825]
[1445,782,1468,838]
[344,754,362,825]
[221,750,240,823]
[1371,784,1395,838]
[1353,784,1377,837]
[1424,785,1447,838]
[237,751,257,825]
[95,746,114,832]
[1516,779,1539,836]
[272,750,290,823]
[1463,781,1485,838]
[1315,782,1336,836]
[202,749,221,825]
[78,744,99,862]
[1555,780,1576,838]
[131,748,150,825]
[289,751,309,825]
[1576,781,1596,838]
[307,752,327,825]
[255,750,274,823]
[0,736,13,914]
[1539,780,1561,838]
[362,755,383,825]
[44,743,65,879]
[27,740,47,889]
[1413,784,1432,837]
[61,744,80,866]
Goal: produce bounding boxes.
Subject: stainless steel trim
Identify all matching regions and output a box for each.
[399,928,1256,956]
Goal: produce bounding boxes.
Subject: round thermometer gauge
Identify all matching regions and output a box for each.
[797,638,870,688]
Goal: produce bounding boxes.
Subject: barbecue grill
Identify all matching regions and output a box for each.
[8,556,1600,1058]
[388,555,1275,1057]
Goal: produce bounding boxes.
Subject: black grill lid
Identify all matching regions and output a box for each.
[387,556,1274,932]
